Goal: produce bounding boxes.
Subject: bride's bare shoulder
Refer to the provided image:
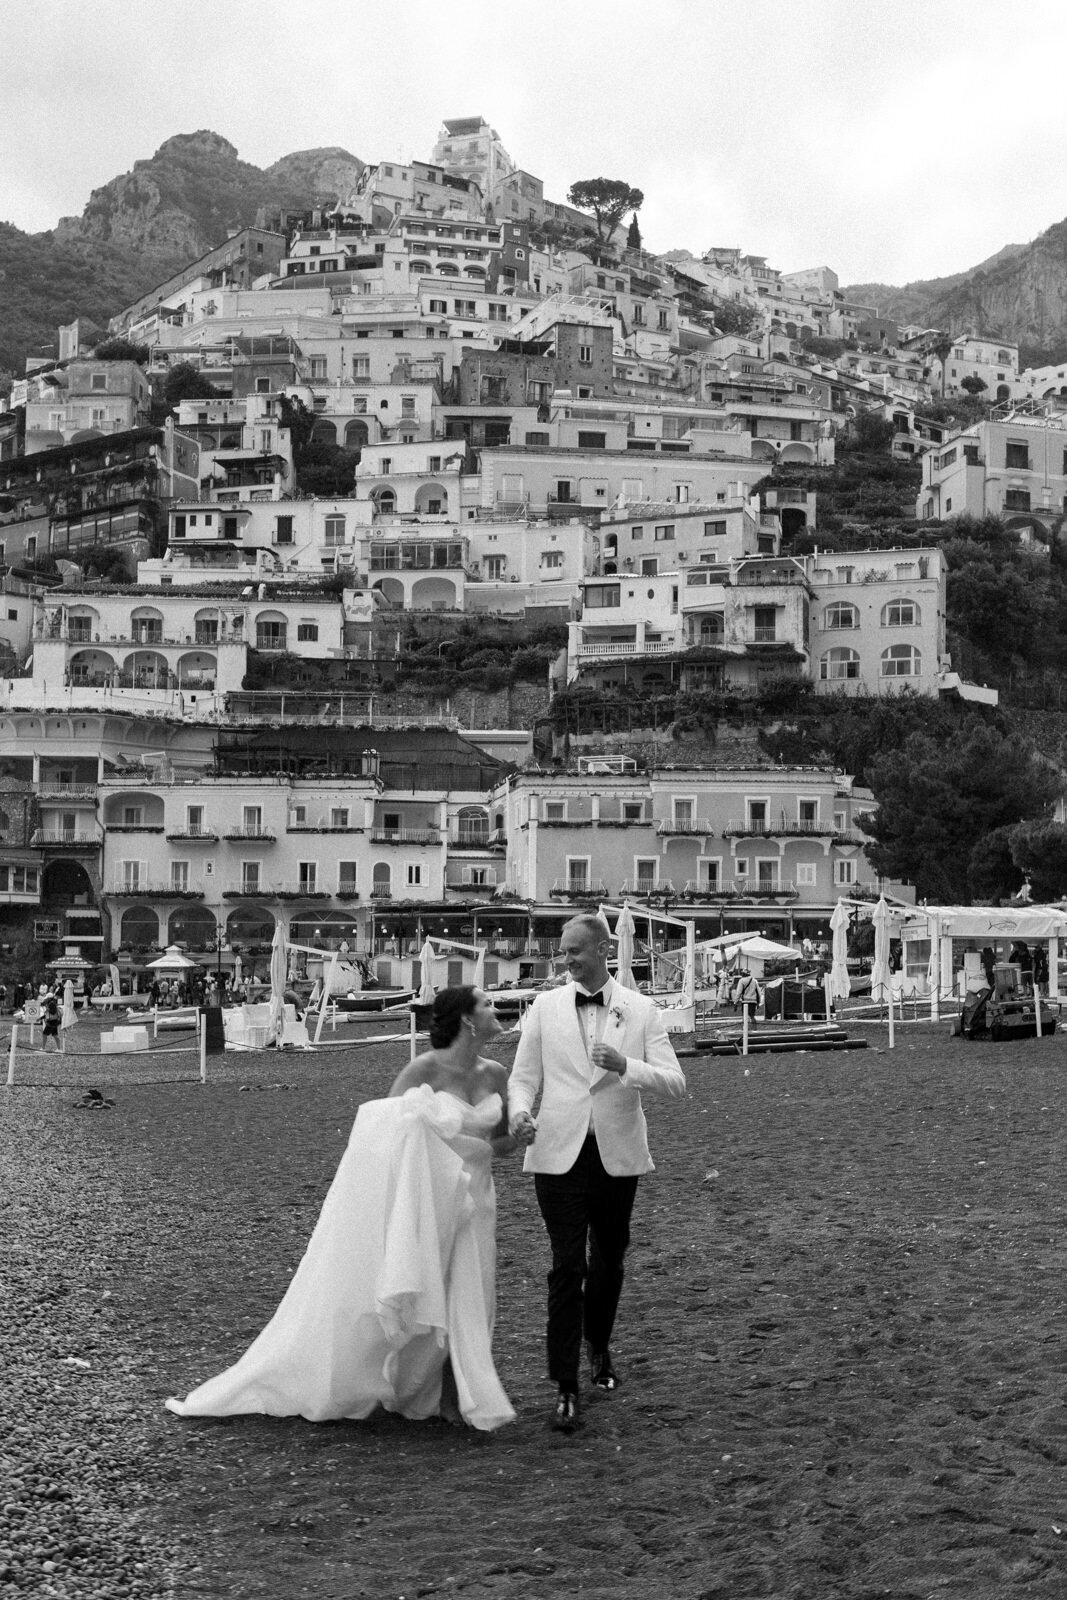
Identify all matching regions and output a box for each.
[388,1053,441,1097]
[476,1058,508,1094]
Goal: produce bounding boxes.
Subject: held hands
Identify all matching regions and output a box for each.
[590,1042,626,1075]
[509,1110,538,1145]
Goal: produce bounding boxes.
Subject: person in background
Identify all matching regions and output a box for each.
[41,992,63,1053]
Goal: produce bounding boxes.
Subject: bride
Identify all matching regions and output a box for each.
[166,987,529,1432]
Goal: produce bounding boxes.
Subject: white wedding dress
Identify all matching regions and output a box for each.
[165,1085,515,1431]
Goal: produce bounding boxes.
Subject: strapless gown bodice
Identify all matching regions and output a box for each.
[165,1085,514,1431]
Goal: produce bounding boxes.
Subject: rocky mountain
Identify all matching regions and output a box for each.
[843,234,1067,366]
[0,131,364,377]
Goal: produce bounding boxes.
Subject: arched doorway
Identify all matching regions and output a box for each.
[119,906,160,950]
[41,859,95,907]
[410,576,457,609]
[225,905,275,952]
[344,420,369,450]
[168,905,218,951]
[122,651,171,688]
[414,483,448,515]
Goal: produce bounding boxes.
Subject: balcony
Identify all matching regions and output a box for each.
[165,827,220,842]
[575,641,678,661]
[30,830,99,850]
[656,820,715,837]
[370,827,442,845]
[733,878,800,903]
[549,879,608,900]
[223,826,277,842]
[105,881,205,899]
[723,818,842,838]
[370,885,394,899]
[618,880,676,898]
[222,883,278,900]
[682,880,733,899]
[37,783,97,803]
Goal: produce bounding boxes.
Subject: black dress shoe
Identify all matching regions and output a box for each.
[589,1348,620,1391]
[552,1389,581,1433]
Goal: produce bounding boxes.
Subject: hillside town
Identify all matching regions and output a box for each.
[1,113,1061,997]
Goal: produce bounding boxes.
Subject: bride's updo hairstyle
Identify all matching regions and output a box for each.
[429,985,479,1049]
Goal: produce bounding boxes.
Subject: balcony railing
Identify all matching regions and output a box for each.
[223,827,277,841]
[656,820,715,836]
[618,880,676,897]
[37,783,98,802]
[105,881,205,899]
[575,641,678,660]
[30,830,99,849]
[723,818,843,838]
[732,878,800,901]
[165,827,220,842]
[550,879,608,899]
[370,827,442,845]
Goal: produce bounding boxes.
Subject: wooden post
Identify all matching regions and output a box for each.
[199,1022,207,1083]
[7,1025,16,1086]
[409,1006,417,1061]
[742,1001,750,1057]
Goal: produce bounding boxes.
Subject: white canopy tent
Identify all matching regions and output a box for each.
[899,904,1067,1020]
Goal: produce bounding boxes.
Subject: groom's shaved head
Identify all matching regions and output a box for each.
[562,913,610,946]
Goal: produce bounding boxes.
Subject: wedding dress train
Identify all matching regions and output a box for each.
[165,1085,515,1431]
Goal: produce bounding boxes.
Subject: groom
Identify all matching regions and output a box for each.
[509,912,686,1433]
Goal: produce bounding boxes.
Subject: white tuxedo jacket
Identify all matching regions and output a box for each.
[508,981,686,1176]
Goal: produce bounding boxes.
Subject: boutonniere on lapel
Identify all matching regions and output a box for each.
[609,1003,624,1026]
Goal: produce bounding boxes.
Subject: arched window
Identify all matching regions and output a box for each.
[823,602,859,630]
[372,487,396,516]
[881,598,919,626]
[699,614,725,645]
[881,644,921,677]
[169,906,218,949]
[120,907,159,948]
[255,611,288,651]
[372,863,392,898]
[820,647,860,681]
[456,806,489,844]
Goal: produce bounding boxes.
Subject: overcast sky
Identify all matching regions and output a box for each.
[5,0,1067,287]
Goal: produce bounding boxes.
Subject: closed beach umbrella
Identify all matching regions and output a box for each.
[870,896,893,1005]
[615,902,638,991]
[61,979,76,1030]
[418,938,437,1004]
[268,923,287,1044]
[829,899,852,1001]
[233,953,243,990]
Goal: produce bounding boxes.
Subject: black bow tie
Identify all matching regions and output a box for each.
[575,989,605,1008]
